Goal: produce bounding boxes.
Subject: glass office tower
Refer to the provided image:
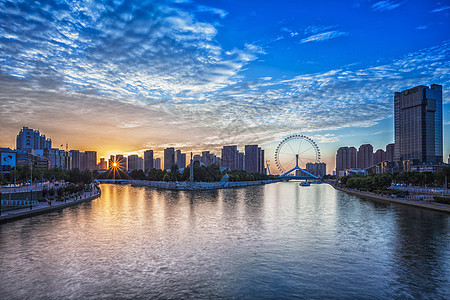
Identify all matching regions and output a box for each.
[394,84,443,163]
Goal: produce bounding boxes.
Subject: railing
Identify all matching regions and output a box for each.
[0,182,67,194]
[390,185,450,195]
[1,200,40,206]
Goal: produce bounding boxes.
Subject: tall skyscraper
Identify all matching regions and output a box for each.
[238,152,244,170]
[70,150,81,169]
[138,157,144,171]
[164,147,175,170]
[144,150,153,171]
[221,146,238,170]
[154,158,161,170]
[180,153,186,168]
[357,144,374,170]
[394,84,443,163]
[335,146,357,175]
[259,148,265,174]
[127,155,139,171]
[245,145,259,173]
[201,151,211,166]
[84,151,97,171]
[385,143,395,162]
[176,150,185,169]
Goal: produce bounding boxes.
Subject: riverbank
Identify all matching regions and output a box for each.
[333,185,450,214]
[0,189,101,223]
[129,179,284,190]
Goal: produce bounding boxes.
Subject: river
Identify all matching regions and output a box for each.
[0,182,449,299]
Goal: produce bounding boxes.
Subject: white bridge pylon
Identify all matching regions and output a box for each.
[280,154,318,178]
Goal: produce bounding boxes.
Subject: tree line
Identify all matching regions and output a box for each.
[96,162,279,182]
[340,166,450,192]
[0,166,94,185]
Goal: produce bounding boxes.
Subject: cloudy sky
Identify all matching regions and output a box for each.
[0,0,449,173]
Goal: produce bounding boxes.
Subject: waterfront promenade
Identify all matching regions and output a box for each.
[0,187,101,223]
[0,181,63,194]
[333,185,450,214]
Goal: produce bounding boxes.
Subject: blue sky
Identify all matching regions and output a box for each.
[0,0,449,172]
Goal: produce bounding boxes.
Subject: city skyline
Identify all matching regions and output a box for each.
[0,0,449,173]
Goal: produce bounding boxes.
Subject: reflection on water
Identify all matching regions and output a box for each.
[0,182,449,299]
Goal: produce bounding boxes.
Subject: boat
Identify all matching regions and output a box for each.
[300,181,310,186]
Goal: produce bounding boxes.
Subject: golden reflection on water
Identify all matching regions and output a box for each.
[0,182,448,299]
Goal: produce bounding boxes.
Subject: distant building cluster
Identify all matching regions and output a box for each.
[0,127,98,174]
[335,84,445,176]
[103,144,266,174]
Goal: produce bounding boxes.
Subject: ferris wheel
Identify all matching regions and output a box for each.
[275,134,320,176]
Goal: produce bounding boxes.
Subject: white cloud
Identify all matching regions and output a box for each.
[300,31,349,43]
[431,6,450,13]
[371,1,405,12]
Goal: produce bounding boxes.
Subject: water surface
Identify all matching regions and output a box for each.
[0,182,449,299]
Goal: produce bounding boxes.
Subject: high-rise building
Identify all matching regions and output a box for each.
[98,158,107,171]
[385,143,395,162]
[176,150,186,169]
[238,152,244,170]
[115,154,126,171]
[144,150,153,171]
[394,84,443,163]
[245,145,259,173]
[374,149,386,165]
[47,148,70,170]
[335,146,357,175]
[221,146,238,170]
[306,162,327,177]
[139,157,144,171]
[70,150,81,169]
[180,153,186,168]
[154,158,161,170]
[108,155,115,169]
[357,144,374,170]
[127,155,139,171]
[201,151,211,166]
[16,127,52,152]
[83,151,97,171]
[259,148,265,174]
[164,148,175,170]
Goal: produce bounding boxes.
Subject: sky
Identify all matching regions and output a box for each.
[0,0,449,174]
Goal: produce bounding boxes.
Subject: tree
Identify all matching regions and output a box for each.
[130,169,147,180]
[81,170,93,184]
[163,173,170,182]
[148,168,165,181]
[169,165,181,181]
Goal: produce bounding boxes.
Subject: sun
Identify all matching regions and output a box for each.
[113,162,117,167]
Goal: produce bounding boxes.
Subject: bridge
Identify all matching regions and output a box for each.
[279,154,318,180]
